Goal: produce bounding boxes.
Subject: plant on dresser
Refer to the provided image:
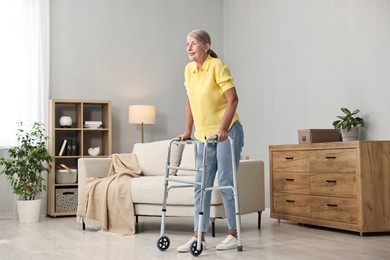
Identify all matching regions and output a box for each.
[332,108,365,141]
[269,141,390,235]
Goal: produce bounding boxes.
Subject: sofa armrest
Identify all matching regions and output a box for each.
[237,159,265,214]
[77,158,112,198]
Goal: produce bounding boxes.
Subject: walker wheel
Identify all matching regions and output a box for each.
[190,240,203,257]
[156,235,170,251]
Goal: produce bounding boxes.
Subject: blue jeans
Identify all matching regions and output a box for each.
[193,121,244,232]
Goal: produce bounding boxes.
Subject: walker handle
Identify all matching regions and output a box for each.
[205,135,218,144]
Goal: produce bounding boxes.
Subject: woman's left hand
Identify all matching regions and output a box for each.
[216,129,228,142]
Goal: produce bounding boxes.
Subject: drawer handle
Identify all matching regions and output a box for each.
[327,203,338,207]
[325,156,336,160]
[285,157,294,160]
[286,200,295,203]
[285,178,295,182]
[326,180,337,184]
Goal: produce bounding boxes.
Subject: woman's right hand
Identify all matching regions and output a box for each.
[178,132,191,141]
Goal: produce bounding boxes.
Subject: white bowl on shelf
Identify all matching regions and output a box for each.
[59,116,73,127]
[55,169,77,184]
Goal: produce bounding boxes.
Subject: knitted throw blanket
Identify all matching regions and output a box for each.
[77,153,142,235]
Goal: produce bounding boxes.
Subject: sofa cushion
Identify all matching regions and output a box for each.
[131,175,222,206]
[132,140,184,176]
[169,142,185,175]
[176,142,196,176]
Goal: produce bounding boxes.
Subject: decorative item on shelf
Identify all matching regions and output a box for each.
[84,120,103,128]
[55,164,77,184]
[0,121,55,223]
[88,147,100,156]
[128,105,156,143]
[56,188,78,212]
[59,116,73,128]
[332,107,365,141]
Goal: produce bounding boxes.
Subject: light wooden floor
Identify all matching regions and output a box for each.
[0,210,389,259]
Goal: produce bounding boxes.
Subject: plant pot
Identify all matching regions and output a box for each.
[16,199,41,223]
[340,127,359,141]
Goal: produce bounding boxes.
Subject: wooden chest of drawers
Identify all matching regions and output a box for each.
[269,141,390,234]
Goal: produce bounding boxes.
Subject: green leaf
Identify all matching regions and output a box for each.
[0,121,55,201]
[341,107,351,116]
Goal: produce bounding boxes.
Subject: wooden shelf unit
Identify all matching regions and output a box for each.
[269,141,390,235]
[47,99,112,217]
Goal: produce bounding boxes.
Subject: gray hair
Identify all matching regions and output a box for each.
[188,29,218,58]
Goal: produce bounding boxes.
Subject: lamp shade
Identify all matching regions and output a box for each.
[128,105,156,124]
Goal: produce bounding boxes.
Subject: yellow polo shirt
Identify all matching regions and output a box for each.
[184,55,241,140]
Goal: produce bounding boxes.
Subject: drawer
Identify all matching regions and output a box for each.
[311,196,357,223]
[273,193,311,217]
[272,151,310,172]
[311,173,357,198]
[273,172,310,194]
[310,149,356,173]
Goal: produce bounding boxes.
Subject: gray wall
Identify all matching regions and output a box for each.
[2,0,390,216]
[50,0,224,153]
[224,0,390,206]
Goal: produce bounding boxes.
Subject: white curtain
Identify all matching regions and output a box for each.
[0,0,49,147]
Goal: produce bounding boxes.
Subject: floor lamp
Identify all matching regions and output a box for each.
[128,105,156,143]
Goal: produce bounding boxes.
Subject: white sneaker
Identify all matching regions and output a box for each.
[177,237,207,253]
[216,235,238,250]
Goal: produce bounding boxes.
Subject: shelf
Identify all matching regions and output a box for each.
[47,99,112,217]
[55,183,78,187]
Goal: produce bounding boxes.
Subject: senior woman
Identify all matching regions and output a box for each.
[177,29,244,252]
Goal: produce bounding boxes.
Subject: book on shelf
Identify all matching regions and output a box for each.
[85,120,102,125]
[84,120,103,128]
[58,139,67,156]
[66,139,73,156]
[71,138,77,156]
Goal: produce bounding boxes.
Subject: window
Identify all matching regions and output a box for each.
[0,0,49,147]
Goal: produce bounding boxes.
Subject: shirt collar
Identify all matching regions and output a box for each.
[192,55,212,73]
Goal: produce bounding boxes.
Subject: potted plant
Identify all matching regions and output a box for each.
[332,108,365,141]
[0,121,55,222]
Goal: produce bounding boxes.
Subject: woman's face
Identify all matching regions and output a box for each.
[186,35,209,65]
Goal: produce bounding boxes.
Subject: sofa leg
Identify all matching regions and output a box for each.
[82,221,85,230]
[136,215,139,224]
[258,211,262,229]
[211,218,216,237]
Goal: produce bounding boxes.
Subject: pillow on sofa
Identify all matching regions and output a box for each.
[132,140,184,176]
[169,143,185,175]
[176,143,196,176]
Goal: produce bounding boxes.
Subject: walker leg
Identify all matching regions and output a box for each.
[228,136,243,252]
[235,195,243,251]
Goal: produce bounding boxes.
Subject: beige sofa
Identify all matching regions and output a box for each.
[78,139,265,236]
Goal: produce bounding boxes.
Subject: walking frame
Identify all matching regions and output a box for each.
[156,135,242,256]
